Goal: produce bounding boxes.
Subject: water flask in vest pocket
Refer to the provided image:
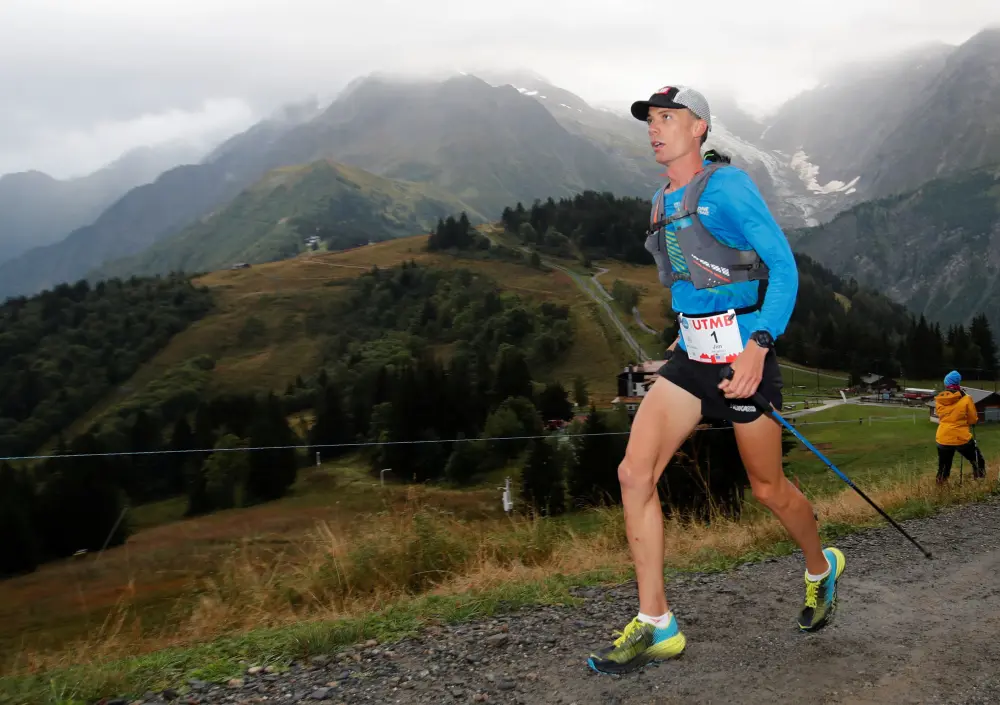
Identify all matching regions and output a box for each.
[643,226,673,287]
[674,223,768,290]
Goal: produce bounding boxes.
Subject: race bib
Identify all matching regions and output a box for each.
[678,309,744,364]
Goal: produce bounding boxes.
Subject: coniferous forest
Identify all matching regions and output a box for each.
[501,191,998,383]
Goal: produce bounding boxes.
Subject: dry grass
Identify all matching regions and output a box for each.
[5,452,996,679]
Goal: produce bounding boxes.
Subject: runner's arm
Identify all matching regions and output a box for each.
[719,170,798,340]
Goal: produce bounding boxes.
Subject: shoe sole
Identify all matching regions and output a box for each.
[799,547,846,632]
[586,634,686,675]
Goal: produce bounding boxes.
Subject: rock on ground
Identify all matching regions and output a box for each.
[125,495,1000,705]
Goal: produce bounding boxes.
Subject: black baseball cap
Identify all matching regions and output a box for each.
[630,85,713,132]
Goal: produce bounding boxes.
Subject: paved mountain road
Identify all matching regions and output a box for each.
[160,496,1000,705]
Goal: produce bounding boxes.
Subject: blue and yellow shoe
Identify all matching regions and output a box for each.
[587,615,686,675]
[798,547,845,632]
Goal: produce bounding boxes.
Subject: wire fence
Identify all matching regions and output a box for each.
[0,413,926,463]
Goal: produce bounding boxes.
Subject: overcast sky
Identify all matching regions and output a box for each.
[2,0,998,179]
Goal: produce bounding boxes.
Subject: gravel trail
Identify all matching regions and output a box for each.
[126,496,1000,705]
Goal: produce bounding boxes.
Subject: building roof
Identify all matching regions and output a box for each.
[861,374,895,384]
[964,386,1000,404]
[926,386,1000,408]
[619,360,665,375]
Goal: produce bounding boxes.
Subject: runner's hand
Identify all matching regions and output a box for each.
[718,342,767,399]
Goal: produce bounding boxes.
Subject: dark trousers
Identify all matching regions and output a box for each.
[937,440,986,481]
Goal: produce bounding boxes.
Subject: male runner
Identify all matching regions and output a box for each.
[587,86,845,675]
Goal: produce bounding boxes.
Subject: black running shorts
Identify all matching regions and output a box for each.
[656,347,784,424]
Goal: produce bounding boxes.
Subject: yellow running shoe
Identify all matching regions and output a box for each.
[587,615,686,675]
[798,547,846,631]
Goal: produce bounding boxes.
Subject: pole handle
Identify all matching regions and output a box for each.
[719,365,773,414]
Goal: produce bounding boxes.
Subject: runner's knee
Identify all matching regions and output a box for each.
[618,456,656,499]
[751,476,792,512]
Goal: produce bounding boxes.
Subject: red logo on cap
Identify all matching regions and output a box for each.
[657,85,674,94]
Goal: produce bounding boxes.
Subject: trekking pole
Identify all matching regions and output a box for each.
[720,366,933,559]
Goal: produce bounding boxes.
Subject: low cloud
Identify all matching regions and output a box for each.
[0,99,257,179]
[2,0,999,176]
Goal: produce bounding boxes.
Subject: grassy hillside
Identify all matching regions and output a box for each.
[60,234,628,446]
[90,160,483,281]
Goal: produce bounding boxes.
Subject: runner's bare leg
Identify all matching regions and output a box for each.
[733,414,828,575]
[618,377,703,616]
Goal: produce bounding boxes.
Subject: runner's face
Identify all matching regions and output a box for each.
[647,107,703,165]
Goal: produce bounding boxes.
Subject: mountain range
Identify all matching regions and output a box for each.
[763,29,1000,204]
[790,162,1000,333]
[0,141,207,265]
[2,28,1000,334]
[91,159,478,280]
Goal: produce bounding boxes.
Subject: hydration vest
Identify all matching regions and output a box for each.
[644,159,770,291]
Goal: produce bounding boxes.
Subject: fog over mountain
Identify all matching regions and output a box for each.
[3,0,997,178]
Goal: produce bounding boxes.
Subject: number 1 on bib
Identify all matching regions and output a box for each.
[678,309,744,364]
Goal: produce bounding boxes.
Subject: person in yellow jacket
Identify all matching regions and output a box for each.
[935,370,986,483]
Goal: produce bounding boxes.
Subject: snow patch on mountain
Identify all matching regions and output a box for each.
[707,121,851,227]
[789,150,860,194]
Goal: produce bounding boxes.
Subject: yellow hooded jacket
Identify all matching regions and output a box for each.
[935,390,978,446]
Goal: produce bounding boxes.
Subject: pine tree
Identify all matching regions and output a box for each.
[568,406,623,507]
[201,434,250,510]
[245,394,299,503]
[493,344,533,404]
[167,416,195,495]
[537,382,573,421]
[444,438,487,486]
[573,375,589,409]
[193,402,216,450]
[483,397,542,464]
[930,322,945,377]
[309,382,352,460]
[427,218,446,250]
[970,313,998,378]
[457,212,473,248]
[36,433,129,558]
[127,408,164,502]
[0,463,40,576]
[521,437,566,517]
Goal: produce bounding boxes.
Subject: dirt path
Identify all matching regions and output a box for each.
[544,259,651,363]
[164,496,1000,705]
